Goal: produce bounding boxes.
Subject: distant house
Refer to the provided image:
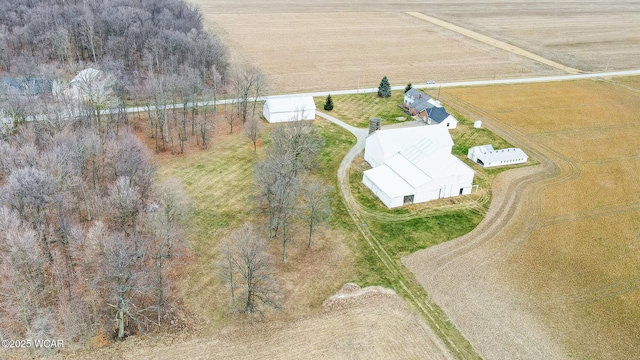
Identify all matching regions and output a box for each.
[363,125,474,208]
[403,89,457,129]
[263,96,316,123]
[0,77,55,126]
[66,68,108,102]
[467,144,528,167]
[0,77,54,96]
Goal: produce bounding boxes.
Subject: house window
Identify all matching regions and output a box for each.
[446,123,450,127]
[459,188,464,195]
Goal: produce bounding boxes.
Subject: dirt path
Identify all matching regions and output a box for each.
[405,12,582,75]
[316,111,469,360]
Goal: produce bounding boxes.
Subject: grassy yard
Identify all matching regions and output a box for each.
[152,110,365,330]
[315,91,409,128]
[341,100,532,261]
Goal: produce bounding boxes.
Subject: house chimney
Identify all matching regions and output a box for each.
[419,93,422,99]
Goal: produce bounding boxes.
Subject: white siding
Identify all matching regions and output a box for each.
[263,96,316,123]
[362,125,475,208]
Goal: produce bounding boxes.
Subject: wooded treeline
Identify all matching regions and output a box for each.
[0,0,228,85]
[0,0,218,345]
[0,112,191,344]
[0,0,270,157]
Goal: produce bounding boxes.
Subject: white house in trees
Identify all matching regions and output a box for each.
[363,125,474,208]
[263,96,316,123]
[467,144,528,167]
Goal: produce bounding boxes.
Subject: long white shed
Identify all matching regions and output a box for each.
[263,96,316,123]
[467,144,528,167]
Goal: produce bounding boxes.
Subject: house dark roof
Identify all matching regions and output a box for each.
[0,77,53,96]
[426,106,450,123]
[405,89,452,124]
[406,89,433,113]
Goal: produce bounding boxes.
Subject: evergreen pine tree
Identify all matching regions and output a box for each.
[323,94,334,111]
[404,82,412,93]
[378,76,391,98]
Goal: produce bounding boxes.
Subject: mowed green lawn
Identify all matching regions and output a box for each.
[156,126,261,327]
[328,90,532,259]
[154,113,360,329]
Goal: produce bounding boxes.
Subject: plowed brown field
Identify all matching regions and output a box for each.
[404,77,640,359]
[192,0,640,93]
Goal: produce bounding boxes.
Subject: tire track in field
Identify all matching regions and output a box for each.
[418,93,580,270]
[401,92,584,359]
[317,111,473,360]
[405,12,582,75]
[405,89,640,359]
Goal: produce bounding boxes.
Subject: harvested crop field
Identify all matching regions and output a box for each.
[37,285,452,360]
[205,11,551,93]
[191,0,640,93]
[404,77,640,359]
[427,1,640,73]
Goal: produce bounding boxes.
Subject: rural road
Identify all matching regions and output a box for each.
[119,69,640,115]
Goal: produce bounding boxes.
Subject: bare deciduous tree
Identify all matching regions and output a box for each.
[219,224,279,314]
[232,66,265,125]
[243,115,262,152]
[0,207,49,338]
[3,166,55,261]
[108,176,142,237]
[299,178,332,249]
[224,107,238,134]
[148,178,189,324]
[86,222,149,341]
[270,121,324,177]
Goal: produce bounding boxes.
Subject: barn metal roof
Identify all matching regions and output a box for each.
[364,125,473,198]
[265,96,316,113]
[470,144,528,164]
[371,125,453,160]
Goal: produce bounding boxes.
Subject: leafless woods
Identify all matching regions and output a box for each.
[0,106,191,345]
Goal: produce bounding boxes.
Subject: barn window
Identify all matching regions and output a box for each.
[403,195,414,205]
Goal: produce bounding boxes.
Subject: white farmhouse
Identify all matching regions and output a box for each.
[403,89,458,129]
[263,96,316,123]
[363,125,474,208]
[467,144,528,167]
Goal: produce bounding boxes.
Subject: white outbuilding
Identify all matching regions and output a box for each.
[467,144,528,167]
[363,125,474,208]
[65,68,109,102]
[263,96,316,123]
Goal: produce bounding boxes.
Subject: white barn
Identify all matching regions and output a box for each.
[467,144,528,167]
[263,96,316,123]
[363,126,474,208]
